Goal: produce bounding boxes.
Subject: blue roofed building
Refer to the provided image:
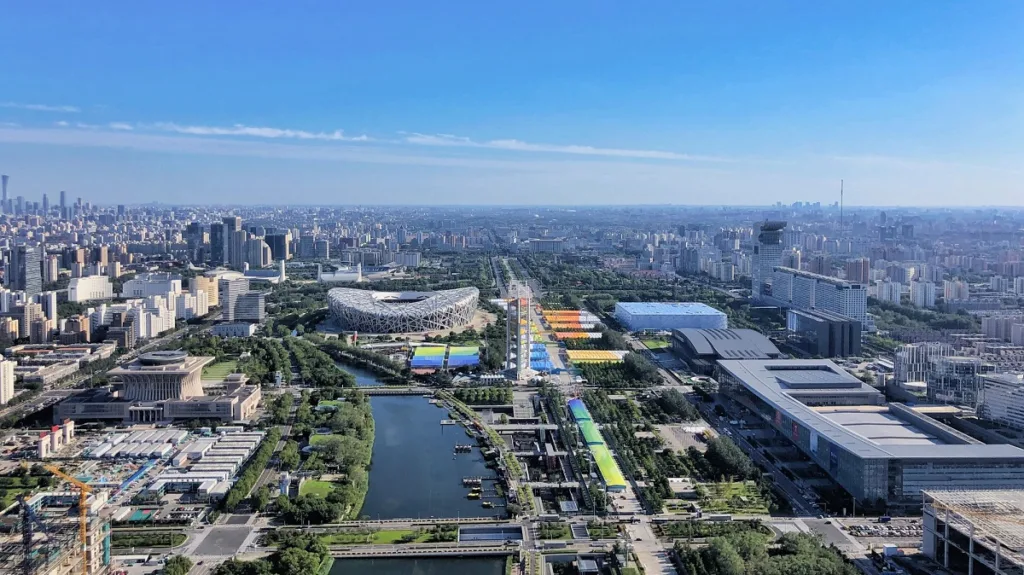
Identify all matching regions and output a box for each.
[613,302,727,332]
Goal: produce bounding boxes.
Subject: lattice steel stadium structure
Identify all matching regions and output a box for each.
[328,287,479,333]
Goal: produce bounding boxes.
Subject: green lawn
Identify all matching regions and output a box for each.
[320,529,430,545]
[309,433,340,446]
[202,360,238,380]
[641,339,670,350]
[299,479,336,497]
[698,480,770,515]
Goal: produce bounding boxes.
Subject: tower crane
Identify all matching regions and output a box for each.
[43,465,92,575]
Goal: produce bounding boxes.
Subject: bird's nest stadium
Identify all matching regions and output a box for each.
[327,286,480,333]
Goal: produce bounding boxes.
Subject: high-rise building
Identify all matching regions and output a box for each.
[910,280,936,308]
[229,229,249,269]
[209,222,226,265]
[59,190,66,215]
[1016,277,1024,296]
[844,257,870,284]
[0,175,8,214]
[752,221,785,301]
[943,279,970,302]
[771,266,868,323]
[6,244,43,297]
[42,192,49,215]
[927,356,991,408]
[895,342,954,384]
[19,302,43,338]
[991,276,1010,293]
[192,275,220,307]
[265,232,291,261]
[44,255,59,285]
[876,281,902,304]
[245,237,272,269]
[0,360,15,405]
[982,315,1024,342]
[219,277,265,321]
[37,291,58,323]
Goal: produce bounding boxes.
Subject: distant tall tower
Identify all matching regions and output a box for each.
[840,179,844,230]
[42,193,49,215]
[752,221,786,302]
[1,175,8,214]
[505,282,533,381]
[59,190,66,217]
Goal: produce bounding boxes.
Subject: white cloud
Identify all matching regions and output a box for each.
[54,121,70,127]
[108,122,134,131]
[0,102,80,113]
[402,132,723,161]
[151,122,369,142]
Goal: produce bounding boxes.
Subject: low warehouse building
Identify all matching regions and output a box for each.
[614,302,726,332]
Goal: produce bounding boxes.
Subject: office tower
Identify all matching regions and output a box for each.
[315,239,330,259]
[927,356,991,408]
[752,221,786,301]
[59,190,66,215]
[209,222,226,265]
[245,237,272,268]
[93,245,109,266]
[844,257,870,284]
[229,229,249,269]
[108,261,122,279]
[6,245,43,297]
[219,277,265,321]
[0,174,7,214]
[42,193,49,215]
[265,232,291,261]
[1016,277,1024,296]
[299,234,316,258]
[15,196,24,215]
[910,280,936,308]
[117,204,125,218]
[0,360,14,406]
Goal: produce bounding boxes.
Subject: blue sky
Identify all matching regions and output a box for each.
[1,1,1022,206]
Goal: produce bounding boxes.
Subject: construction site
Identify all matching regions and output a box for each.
[0,463,111,575]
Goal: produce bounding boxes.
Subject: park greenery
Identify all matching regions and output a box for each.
[315,335,408,382]
[581,390,777,514]
[578,352,661,388]
[641,388,701,423]
[181,335,290,385]
[673,531,857,575]
[213,532,331,575]
[453,385,513,405]
[869,297,981,332]
[222,427,282,512]
[656,519,770,540]
[283,337,355,388]
[537,522,571,539]
[274,385,374,523]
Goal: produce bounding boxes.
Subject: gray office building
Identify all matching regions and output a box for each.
[785,308,862,358]
[6,244,43,296]
[716,359,1024,507]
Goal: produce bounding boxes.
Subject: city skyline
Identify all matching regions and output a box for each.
[2,2,1023,205]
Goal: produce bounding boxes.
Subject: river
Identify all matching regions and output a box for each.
[335,363,501,520]
[330,557,505,575]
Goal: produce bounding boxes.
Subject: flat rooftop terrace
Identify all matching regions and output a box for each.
[815,408,945,446]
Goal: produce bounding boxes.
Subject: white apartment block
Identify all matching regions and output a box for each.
[876,281,902,304]
[981,373,1024,430]
[68,275,114,302]
[176,290,210,320]
[911,280,936,308]
[894,342,955,384]
[943,279,970,301]
[0,360,15,405]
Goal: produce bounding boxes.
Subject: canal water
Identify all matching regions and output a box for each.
[330,557,505,575]
[335,363,501,520]
[336,362,384,387]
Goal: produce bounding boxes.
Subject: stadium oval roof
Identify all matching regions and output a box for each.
[328,286,479,333]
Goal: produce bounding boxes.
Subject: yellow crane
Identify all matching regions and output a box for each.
[43,464,92,575]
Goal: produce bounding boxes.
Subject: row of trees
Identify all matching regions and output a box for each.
[316,336,407,381]
[869,297,980,332]
[453,386,513,405]
[283,337,355,388]
[222,427,282,512]
[674,531,857,575]
[642,388,701,423]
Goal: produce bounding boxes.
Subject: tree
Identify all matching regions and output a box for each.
[163,555,193,575]
[253,485,272,512]
[279,440,301,471]
[275,548,321,575]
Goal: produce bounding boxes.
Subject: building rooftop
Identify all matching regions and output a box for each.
[616,302,725,316]
[673,328,781,359]
[718,359,1024,460]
